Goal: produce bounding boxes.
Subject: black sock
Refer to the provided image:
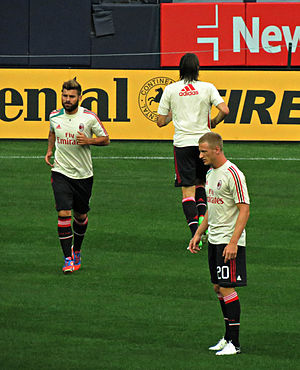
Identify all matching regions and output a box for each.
[73,216,88,252]
[182,197,198,236]
[58,216,73,258]
[195,186,207,218]
[224,291,241,348]
[217,293,230,342]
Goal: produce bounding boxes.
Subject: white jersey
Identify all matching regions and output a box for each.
[206,160,250,246]
[49,106,108,179]
[157,80,224,147]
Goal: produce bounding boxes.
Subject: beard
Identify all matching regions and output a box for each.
[63,99,79,113]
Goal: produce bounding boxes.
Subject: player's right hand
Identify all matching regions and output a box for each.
[45,151,54,167]
[188,234,202,254]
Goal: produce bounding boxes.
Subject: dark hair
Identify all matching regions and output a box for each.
[179,53,200,82]
[62,77,82,95]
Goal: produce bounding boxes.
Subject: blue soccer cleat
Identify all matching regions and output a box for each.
[62,257,74,274]
[73,251,81,271]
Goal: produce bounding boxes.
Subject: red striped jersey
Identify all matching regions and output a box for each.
[157,80,224,147]
[49,106,108,179]
[205,160,250,246]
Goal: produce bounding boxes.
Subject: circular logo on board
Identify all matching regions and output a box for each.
[138,77,175,122]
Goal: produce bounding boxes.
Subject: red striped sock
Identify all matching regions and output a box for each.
[224,291,241,348]
[58,216,73,258]
[195,186,207,218]
[73,216,88,252]
[217,293,230,342]
[182,197,198,236]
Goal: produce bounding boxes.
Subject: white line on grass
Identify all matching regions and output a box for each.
[0,155,300,161]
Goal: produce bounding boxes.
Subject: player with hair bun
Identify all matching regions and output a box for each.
[157,53,229,248]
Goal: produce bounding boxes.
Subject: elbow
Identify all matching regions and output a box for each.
[157,115,166,128]
[223,106,230,116]
[244,205,250,221]
[103,136,110,146]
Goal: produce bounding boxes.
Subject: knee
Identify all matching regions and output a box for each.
[58,210,72,217]
[73,212,87,222]
[219,287,236,297]
[182,186,196,199]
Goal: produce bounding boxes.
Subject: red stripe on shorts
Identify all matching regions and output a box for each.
[173,147,181,184]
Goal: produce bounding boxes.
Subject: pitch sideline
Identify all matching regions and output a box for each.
[0,155,299,161]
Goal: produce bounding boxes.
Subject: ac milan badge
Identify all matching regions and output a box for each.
[217,180,222,190]
[79,123,84,132]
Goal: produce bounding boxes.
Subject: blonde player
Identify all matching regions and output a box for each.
[189,132,250,355]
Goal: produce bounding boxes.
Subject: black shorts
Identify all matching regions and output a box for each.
[173,146,210,187]
[208,242,247,287]
[51,171,93,214]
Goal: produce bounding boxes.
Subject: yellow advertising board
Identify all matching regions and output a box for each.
[0,69,300,140]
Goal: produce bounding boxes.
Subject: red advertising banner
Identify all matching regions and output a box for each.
[245,3,300,66]
[161,3,300,67]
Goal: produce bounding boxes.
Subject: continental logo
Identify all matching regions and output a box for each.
[138,77,175,122]
[0,78,130,123]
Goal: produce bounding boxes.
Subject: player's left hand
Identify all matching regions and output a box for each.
[222,242,238,263]
[77,131,90,145]
[45,151,54,167]
[188,234,202,254]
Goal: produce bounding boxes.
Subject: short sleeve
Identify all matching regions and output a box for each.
[49,115,55,133]
[227,167,250,205]
[157,85,171,115]
[210,84,224,107]
[91,114,108,137]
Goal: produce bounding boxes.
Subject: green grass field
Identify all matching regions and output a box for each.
[0,140,299,370]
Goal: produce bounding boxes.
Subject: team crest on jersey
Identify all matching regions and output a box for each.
[79,123,84,132]
[217,180,222,190]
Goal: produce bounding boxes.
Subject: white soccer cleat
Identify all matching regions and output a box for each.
[215,341,241,356]
[209,337,227,351]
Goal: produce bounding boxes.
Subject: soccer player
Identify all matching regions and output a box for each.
[157,53,229,247]
[189,132,250,356]
[45,78,110,274]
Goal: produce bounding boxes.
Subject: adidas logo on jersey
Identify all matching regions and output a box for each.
[237,275,242,281]
[179,84,199,96]
[56,124,62,129]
